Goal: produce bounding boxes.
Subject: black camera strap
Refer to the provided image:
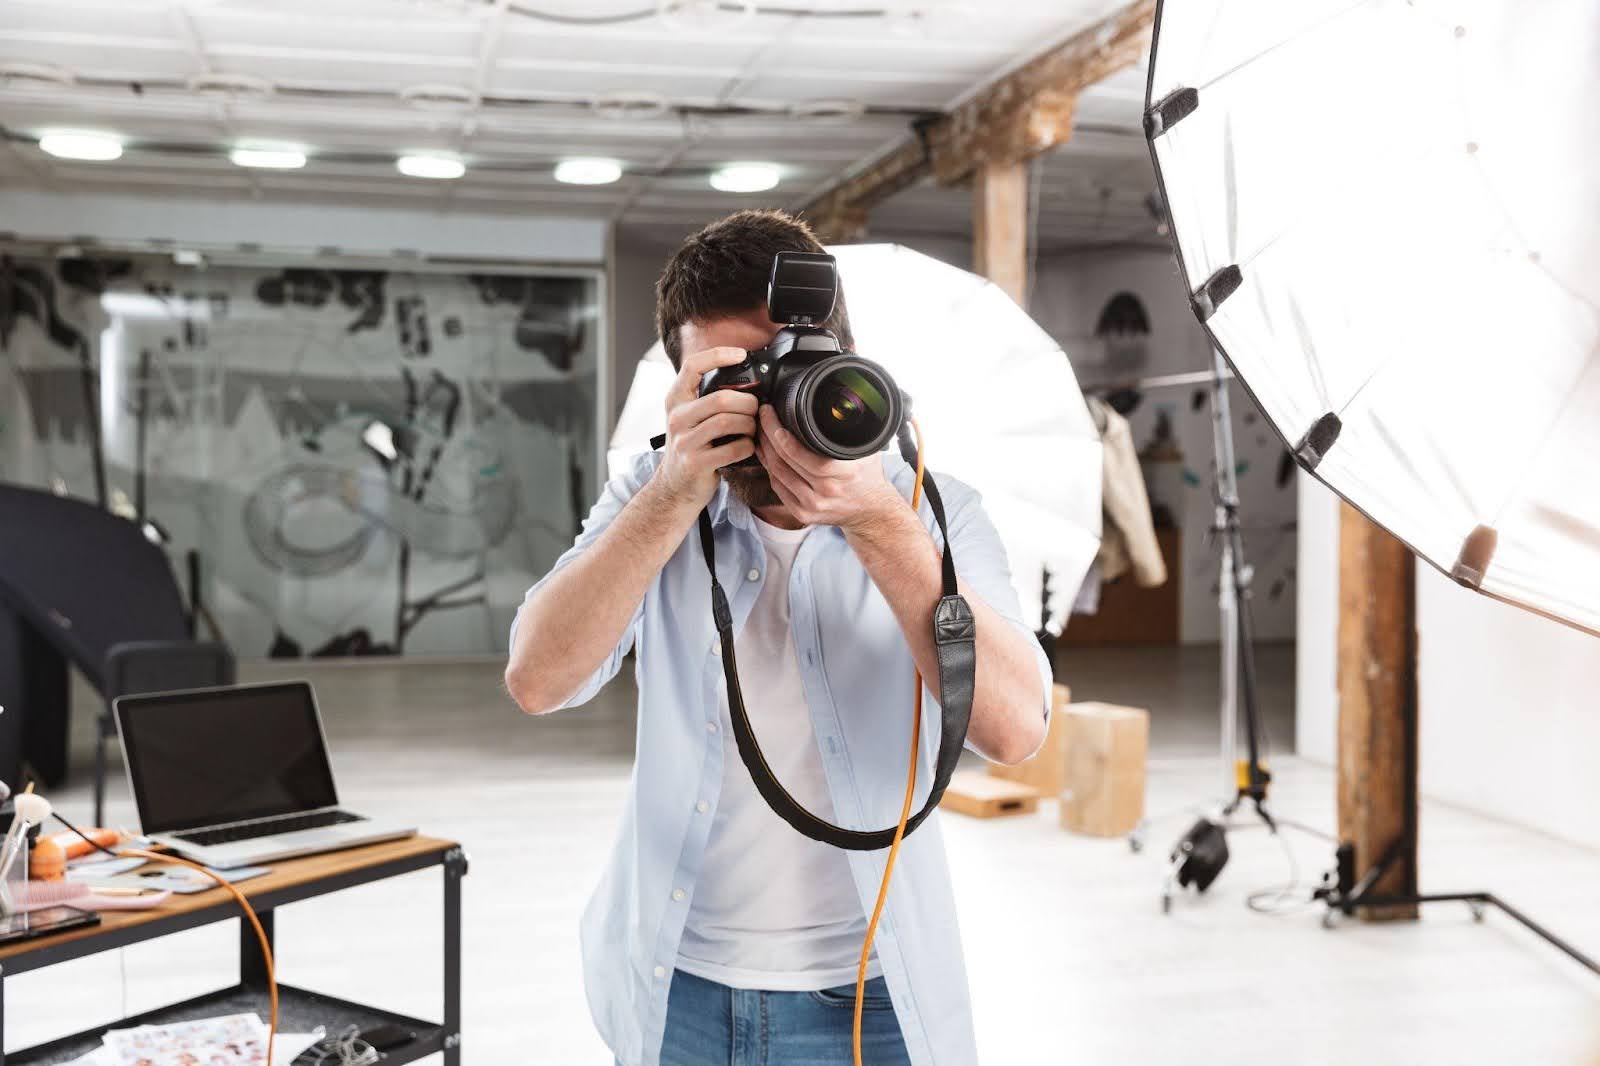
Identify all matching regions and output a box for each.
[661,425,975,851]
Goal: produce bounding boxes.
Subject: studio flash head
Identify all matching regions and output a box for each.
[699,251,905,464]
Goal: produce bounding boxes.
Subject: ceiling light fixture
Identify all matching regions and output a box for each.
[229,144,307,169]
[554,157,624,185]
[710,162,780,193]
[396,153,466,179]
[38,130,123,161]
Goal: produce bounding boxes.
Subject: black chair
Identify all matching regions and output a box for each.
[0,485,236,806]
[97,640,236,826]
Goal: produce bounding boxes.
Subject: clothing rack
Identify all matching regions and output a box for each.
[1082,367,1234,395]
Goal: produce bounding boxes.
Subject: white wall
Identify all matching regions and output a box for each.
[1295,478,1341,762]
[0,189,608,265]
[611,228,677,417]
[1295,478,1600,851]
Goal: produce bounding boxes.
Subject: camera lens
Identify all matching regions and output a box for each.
[777,356,902,460]
[813,368,888,450]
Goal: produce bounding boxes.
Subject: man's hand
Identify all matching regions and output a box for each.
[655,347,759,509]
[754,406,905,532]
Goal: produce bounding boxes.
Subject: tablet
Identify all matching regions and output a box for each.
[0,904,100,946]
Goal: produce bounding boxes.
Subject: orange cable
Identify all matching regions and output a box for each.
[123,848,278,1063]
[853,417,927,1066]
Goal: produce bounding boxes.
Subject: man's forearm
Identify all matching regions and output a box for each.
[843,504,1046,765]
[506,475,699,714]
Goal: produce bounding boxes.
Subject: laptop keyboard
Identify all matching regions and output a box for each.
[172,810,366,848]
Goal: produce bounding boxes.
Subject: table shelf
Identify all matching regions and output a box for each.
[0,837,464,1066]
[11,983,446,1065]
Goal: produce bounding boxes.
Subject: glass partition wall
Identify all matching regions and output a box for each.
[0,251,604,657]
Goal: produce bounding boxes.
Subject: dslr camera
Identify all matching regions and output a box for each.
[699,251,904,465]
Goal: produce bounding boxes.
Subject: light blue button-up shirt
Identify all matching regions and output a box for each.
[514,448,1052,1066]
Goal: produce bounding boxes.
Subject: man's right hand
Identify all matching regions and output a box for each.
[654,346,759,509]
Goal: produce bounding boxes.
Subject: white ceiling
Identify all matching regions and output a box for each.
[0,0,1160,251]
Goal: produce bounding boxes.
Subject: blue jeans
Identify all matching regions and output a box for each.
[644,969,913,1065]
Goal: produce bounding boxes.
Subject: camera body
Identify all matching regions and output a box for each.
[699,251,904,464]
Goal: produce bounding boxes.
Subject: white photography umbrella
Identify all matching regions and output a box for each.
[610,243,1103,635]
[1145,0,1600,636]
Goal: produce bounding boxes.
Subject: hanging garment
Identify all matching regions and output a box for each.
[1088,395,1167,588]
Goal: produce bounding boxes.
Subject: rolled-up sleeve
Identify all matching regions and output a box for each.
[939,478,1055,751]
[509,451,660,711]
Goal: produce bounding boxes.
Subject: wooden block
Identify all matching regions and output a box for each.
[989,683,1072,796]
[1060,702,1149,837]
[940,770,1040,819]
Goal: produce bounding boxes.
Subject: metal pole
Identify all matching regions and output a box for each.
[1210,348,1239,805]
[442,848,467,1065]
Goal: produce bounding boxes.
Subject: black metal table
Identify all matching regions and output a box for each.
[0,836,466,1064]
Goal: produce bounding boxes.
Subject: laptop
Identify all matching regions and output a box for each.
[115,680,414,869]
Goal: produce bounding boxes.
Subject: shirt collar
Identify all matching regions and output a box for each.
[705,477,753,531]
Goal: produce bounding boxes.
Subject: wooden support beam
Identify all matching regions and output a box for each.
[796,0,1153,232]
[1337,502,1419,921]
[804,139,927,242]
[972,159,1029,305]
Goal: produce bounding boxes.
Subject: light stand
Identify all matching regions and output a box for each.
[1154,349,1288,913]
[1158,369,1600,977]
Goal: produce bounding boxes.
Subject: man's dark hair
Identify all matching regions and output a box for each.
[656,209,852,370]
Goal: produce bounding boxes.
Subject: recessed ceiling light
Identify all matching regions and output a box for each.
[710,162,779,193]
[229,144,307,169]
[38,130,122,161]
[554,157,624,186]
[396,154,466,180]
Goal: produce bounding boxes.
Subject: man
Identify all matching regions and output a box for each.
[506,210,1052,1066]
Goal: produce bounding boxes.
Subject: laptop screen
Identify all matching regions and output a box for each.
[116,682,339,834]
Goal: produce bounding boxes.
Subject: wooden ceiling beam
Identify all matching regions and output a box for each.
[798,0,1154,235]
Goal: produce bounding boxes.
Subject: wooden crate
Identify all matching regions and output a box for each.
[988,683,1072,796]
[1060,701,1149,837]
[939,770,1040,819]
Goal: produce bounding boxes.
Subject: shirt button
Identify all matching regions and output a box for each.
[653,965,666,979]
[712,640,722,656]
[746,568,761,582]
[672,888,686,902]
[695,801,709,814]
[706,721,719,734]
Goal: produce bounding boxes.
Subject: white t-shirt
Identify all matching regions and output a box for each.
[676,516,878,991]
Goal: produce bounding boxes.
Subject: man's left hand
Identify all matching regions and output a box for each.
[755,406,904,533]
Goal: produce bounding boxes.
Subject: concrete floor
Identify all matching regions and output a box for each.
[9,647,1599,1064]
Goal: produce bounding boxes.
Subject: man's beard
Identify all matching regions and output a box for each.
[722,462,783,509]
